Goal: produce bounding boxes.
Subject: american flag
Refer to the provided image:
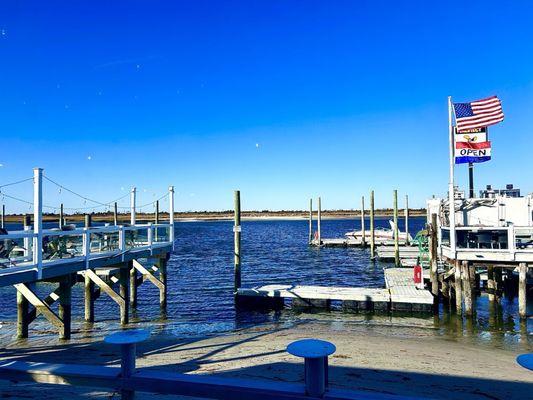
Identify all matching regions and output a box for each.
[453,96,504,132]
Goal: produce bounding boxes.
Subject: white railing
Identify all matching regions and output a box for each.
[439,225,533,261]
[0,223,173,276]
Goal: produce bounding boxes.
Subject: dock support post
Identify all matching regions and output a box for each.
[429,213,439,302]
[462,261,473,317]
[58,275,72,340]
[59,203,64,229]
[393,190,399,267]
[169,186,175,249]
[370,190,375,259]
[487,266,495,302]
[234,190,241,291]
[130,261,137,309]
[84,214,94,323]
[317,197,322,245]
[159,258,168,311]
[308,199,313,244]
[33,167,43,280]
[361,196,366,247]
[130,187,136,225]
[454,260,462,314]
[119,267,129,325]
[404,195,409,246]
[84,272,94,323]
[17,290,29,339]
[519,262,527,319]
[1,204,4,228]
[494,268,502,301]
[114,202,118,225]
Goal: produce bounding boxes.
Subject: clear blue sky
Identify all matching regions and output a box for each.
[1,1,532,213]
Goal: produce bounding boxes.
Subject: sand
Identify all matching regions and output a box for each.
[0,319,531,399]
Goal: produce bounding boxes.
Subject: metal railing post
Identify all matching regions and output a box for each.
[33,168,43,279]
[148,223,153,250]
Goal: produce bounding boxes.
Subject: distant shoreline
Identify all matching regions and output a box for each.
[1,209,427,223]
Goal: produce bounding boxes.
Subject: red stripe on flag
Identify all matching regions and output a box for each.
[455,141,491,149]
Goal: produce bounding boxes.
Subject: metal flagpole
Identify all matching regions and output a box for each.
[468,163,474,198]
[448,96,456,256]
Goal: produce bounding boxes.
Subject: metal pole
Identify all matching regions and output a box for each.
[234,190,241,291]
[130,187,136,225]
[448,96,457,256]
[1,204,5,229]
[33,168,43,280]
[393,190,399,266]
[114,202,118,225]
[468,163,474,199]
[370,190,375,259]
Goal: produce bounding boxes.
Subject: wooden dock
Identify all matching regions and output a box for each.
[0,167,175,339]
[236,268,434,313]
[375,245,420,261]
[310,238,409,248]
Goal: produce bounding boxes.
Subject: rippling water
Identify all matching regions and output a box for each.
[0,217,530,349]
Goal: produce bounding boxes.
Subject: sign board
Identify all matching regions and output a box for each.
[455,127,487,143]
[455,141,491,164]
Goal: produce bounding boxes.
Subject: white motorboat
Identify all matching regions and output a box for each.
[344,220,413,242]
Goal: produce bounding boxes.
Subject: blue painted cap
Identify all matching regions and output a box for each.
[517,354,533,371]
[105,329,150,345]
[287,339,336,358]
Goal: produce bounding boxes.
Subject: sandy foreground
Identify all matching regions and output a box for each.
[0,320,532,400]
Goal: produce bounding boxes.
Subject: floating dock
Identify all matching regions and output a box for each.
[310,238,409,248]
[236,268,434,313]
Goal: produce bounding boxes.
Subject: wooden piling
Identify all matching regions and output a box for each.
[1,204,4,229]
[130,260,137,309]
[454,259,462,314]
[494,268,502,301]
[59,203,64,229]
[84,215,94,323]
[361,196,366,247]
[58,275,72,340]
[487,266,495,302]
[308,199,313,244]
[119,267,129,325]
[429,213,438,298]
[16,290,29,339]
[155,200,160,223]
[159,258,167,311]
[518,262,527,319]
[114,202,118,225]
[317,197,322,245]
[234,190,241,291]
[393,190,399,267]
[370,190,375,259]
[462,261,473,317]
[404,195,409,246]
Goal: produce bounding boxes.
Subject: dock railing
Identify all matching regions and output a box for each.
[440,225,533,262]
[0,168,175,279]
[0,223,173,275]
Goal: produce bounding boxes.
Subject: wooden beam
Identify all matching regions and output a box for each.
[14,283,63,329]
[119,267,129,325]
[130,262,138,309]
[82,269,125,309]
[454,260,462,314]
[17,288,29,339]
[462,261,473,317]
[132,259,165,291]
[58,275,72,340]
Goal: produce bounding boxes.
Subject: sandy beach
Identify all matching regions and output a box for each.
[0,319,531,399]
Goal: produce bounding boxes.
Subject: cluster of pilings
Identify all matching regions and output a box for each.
[308,190,411,266]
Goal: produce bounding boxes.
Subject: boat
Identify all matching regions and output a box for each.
[344,220,413,242]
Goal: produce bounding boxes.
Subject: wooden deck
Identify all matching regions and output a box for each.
[236,268,434,313]
[375,245,420,260]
